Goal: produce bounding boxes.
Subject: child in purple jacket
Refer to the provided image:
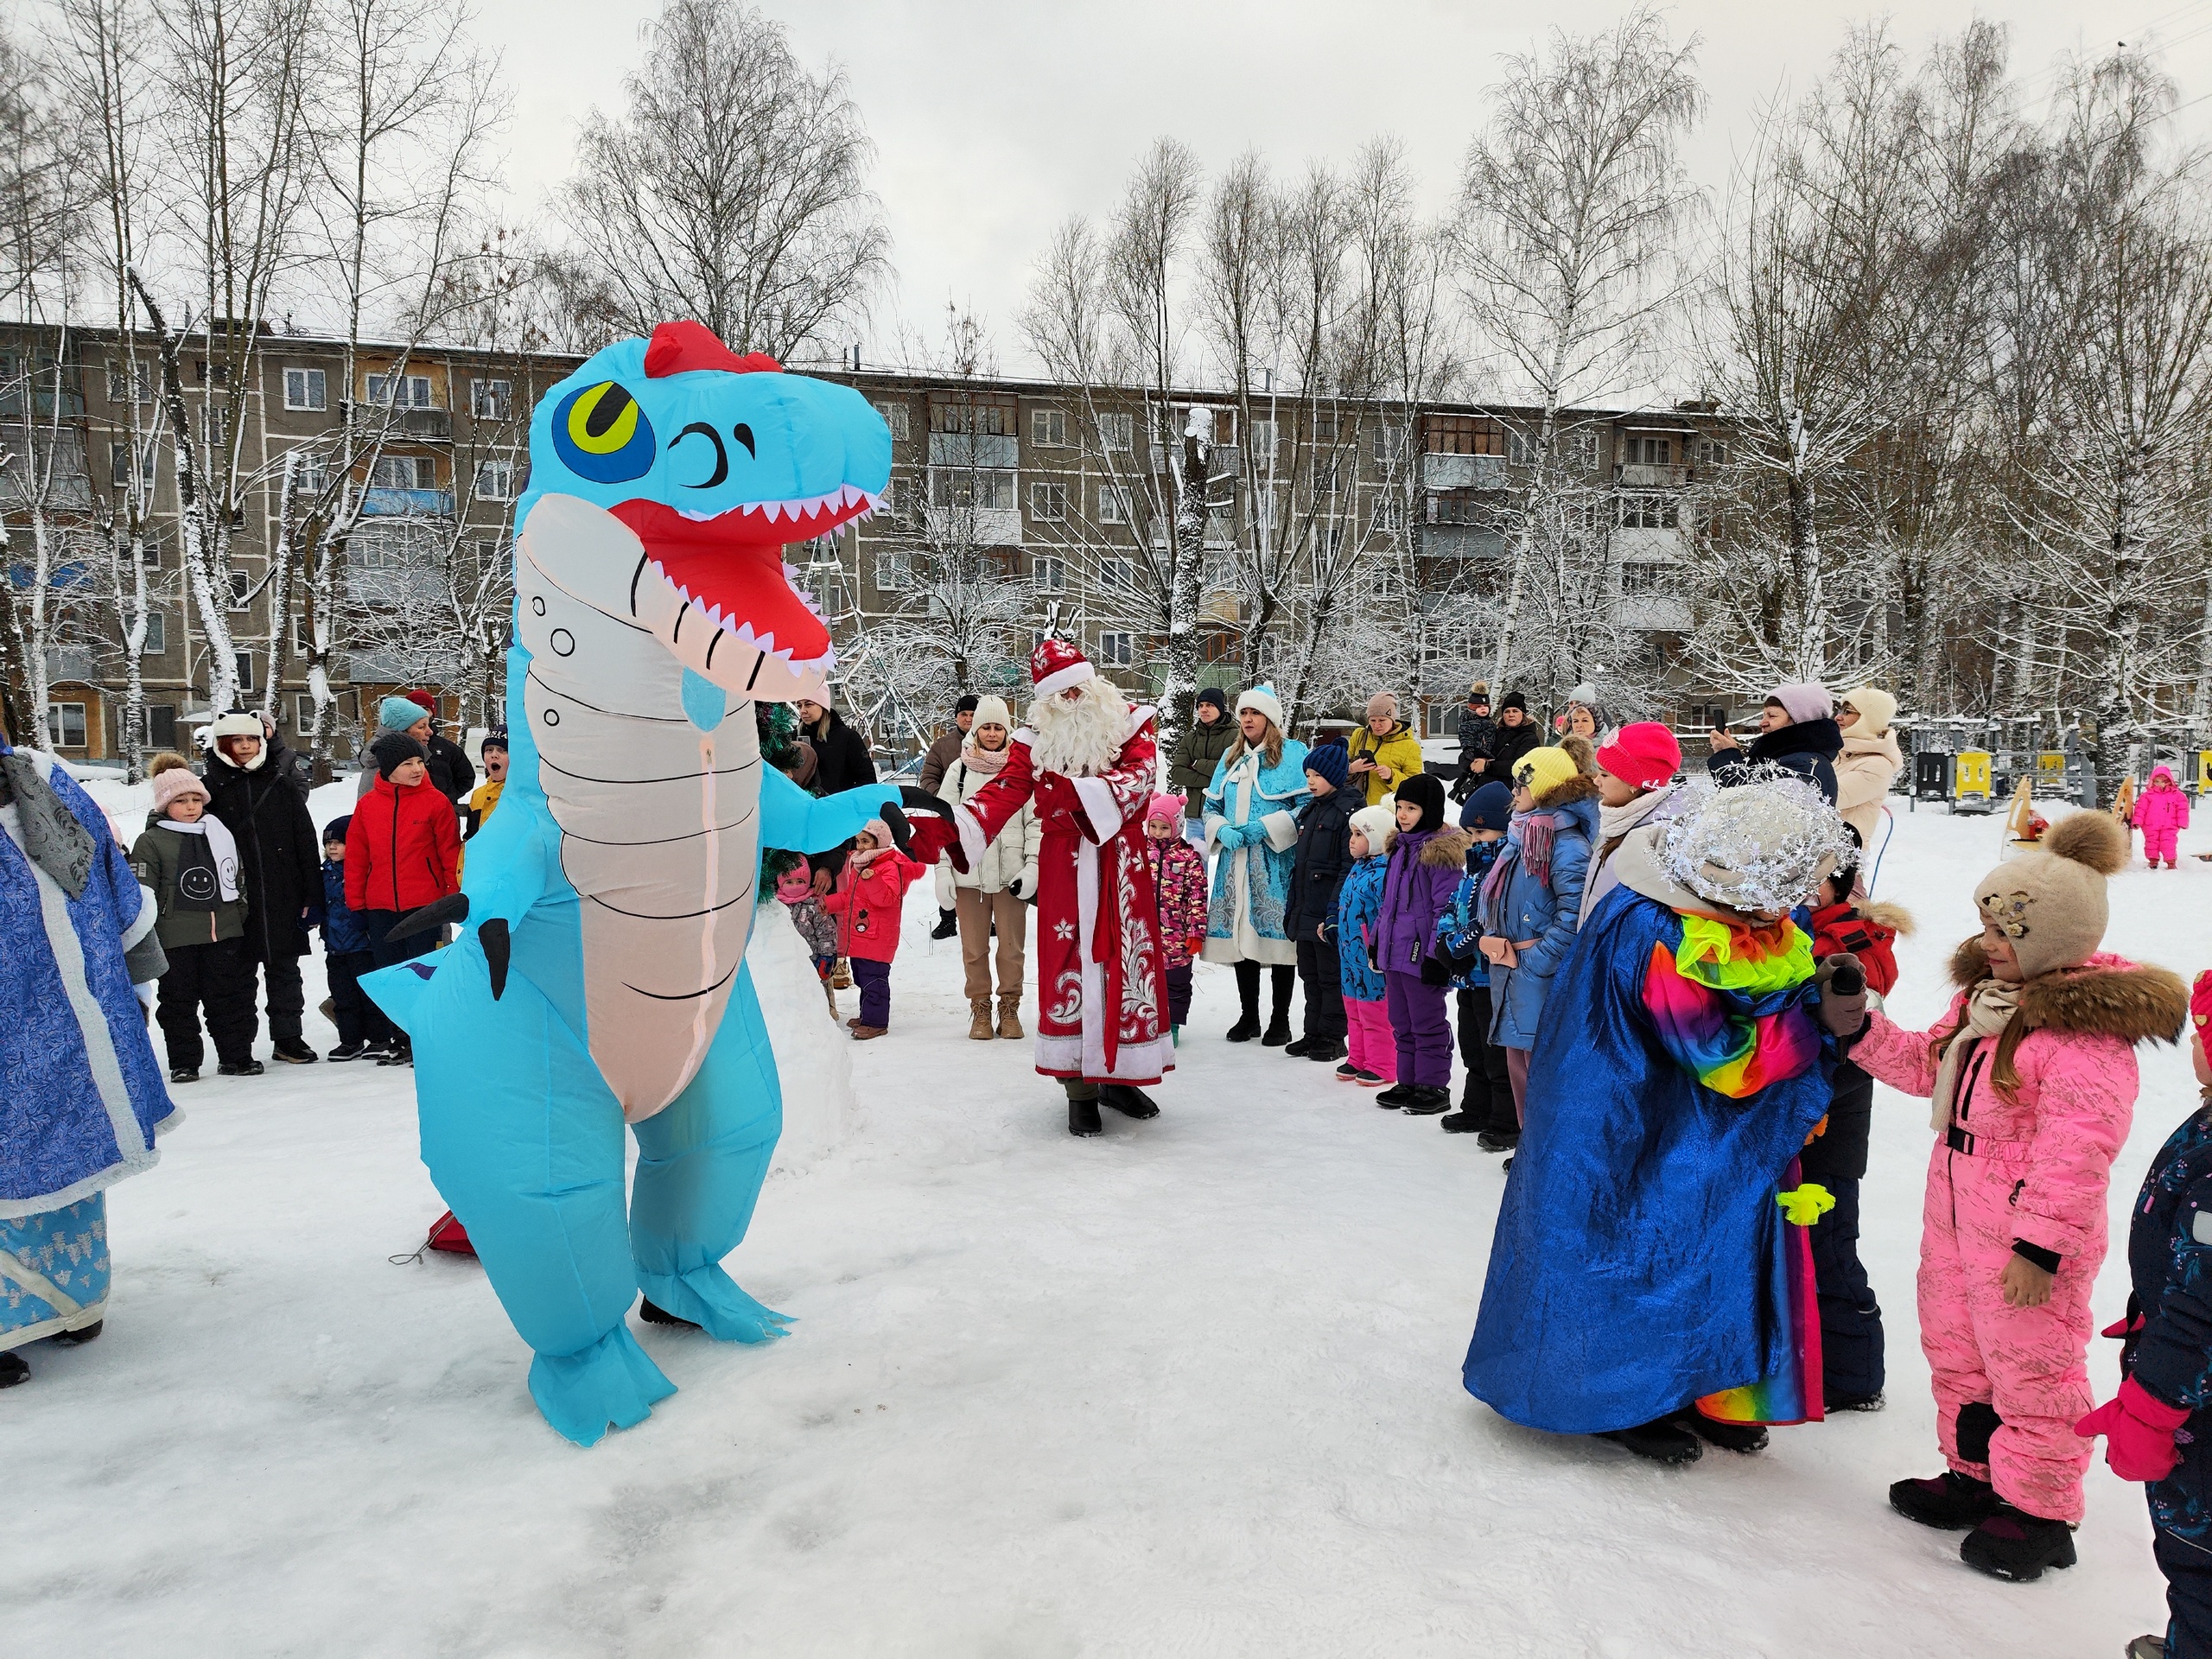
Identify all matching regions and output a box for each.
[1370,773,1472,1113]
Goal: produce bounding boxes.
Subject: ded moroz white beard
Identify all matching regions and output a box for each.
[1027,677,1131,778]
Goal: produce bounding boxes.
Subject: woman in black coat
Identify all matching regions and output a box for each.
[203,713,323,1064]
[1485,692,1543,779]
[795,696,876,797]
[1705,681,1842,803]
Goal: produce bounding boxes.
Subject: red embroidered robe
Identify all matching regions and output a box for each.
[953,709,1170,1084]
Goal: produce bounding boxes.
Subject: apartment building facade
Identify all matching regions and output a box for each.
[1,321,1722,765]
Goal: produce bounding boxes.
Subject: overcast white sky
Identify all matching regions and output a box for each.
[474,0,2212,377]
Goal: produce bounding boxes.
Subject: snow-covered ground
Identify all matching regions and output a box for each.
[11,790,2206,1656]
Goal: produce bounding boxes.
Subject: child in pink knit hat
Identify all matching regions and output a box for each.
[1145,792,1206,1043]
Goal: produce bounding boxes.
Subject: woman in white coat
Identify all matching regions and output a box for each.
[935,695,1042,1041]
[1834,685,1904,863]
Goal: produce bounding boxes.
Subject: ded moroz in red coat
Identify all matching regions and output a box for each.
[953,646,1170,1085]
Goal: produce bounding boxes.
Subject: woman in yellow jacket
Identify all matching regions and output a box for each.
[1345,692,1425,808]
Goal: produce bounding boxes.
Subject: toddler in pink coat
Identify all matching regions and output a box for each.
[2133,766,2191,869]
[1829,811,2187,1583]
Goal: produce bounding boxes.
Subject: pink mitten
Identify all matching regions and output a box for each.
[2075,1376,2190,1483]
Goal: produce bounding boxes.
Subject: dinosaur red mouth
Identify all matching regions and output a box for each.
[609,493,878,669]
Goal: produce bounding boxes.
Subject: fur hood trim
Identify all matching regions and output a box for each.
[1533,771,1600,810]
[1859,899,1915,936]
[1948,937,2188,1045]
[1421,827,1476,869]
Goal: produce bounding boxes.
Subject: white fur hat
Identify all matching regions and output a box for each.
[1236,683,1285,731]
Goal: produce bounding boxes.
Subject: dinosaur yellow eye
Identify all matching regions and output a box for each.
[552,379,655,482]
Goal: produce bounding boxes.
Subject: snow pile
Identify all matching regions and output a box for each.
[5,800,2199,1654]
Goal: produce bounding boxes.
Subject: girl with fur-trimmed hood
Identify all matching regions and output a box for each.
[1836,812,2187,1583]
[1478,744,1600,1122]
[1369,773,1468,1113]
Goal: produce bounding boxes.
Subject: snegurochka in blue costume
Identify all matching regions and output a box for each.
[1,742,175,1387]
[1464,773,1868,1465]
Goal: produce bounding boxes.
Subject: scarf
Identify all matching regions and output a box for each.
[0,747,95,899]
[1479,815,1554,914]
[1675,913,1814,996]
[1929,978,2024,1131]
[959,737,1011,776]
[156,816,243,904]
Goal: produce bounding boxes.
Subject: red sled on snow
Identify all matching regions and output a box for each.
[391,1210,477,1264]
[425,1210,475,1255]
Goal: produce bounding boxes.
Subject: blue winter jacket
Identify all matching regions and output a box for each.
[1333,855,1389,1002]
[319,861,372,956]
[1480,785,1598,1049]
[1436,837,1508,989]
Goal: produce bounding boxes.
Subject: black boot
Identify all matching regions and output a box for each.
[931,907,959,941]
[1400,1086,1452,1116]
[1227,962,1262,1041]
[1099,1084,1159,1119]
[1596,1418,1702,1465]
[56,1320,103,1345]
[0,1351,26,1387]
[1303,1037,1347,1063]
[1283,1034,1316,1057]
[1675,1409,1768,1453]
[1068,1094,1103,1136]
[271,1037,319,1065]
[218,1058,264,1077]
[1260,966,1294,1046]
[1476,1128,1520,1153]
[1889,1470,2001,1529]
[1960,1505,2078,1581]
[639,1297,700,1330]
[1375,1083,1418,1109]
[1440,1108,1484,1133]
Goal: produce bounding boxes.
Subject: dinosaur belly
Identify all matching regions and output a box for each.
[519,540,760,1122]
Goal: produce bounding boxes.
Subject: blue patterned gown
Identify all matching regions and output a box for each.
[1201,741,1311,969]
[1,745,175,1349]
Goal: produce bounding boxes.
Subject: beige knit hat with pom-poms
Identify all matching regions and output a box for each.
[1974,810,2130,979]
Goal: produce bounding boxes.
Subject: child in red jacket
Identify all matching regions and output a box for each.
[823,819,923,1039]
[1145,792,1208,1044]
[346,734,461,1064]
[1803,833,1911,1410]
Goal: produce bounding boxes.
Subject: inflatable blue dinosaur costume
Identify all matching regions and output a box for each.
[365,321,902,1445]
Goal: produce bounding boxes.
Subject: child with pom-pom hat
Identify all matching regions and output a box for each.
[1835,811,2189,1581]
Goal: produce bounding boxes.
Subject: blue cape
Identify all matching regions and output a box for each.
[1462,885,1834,1433]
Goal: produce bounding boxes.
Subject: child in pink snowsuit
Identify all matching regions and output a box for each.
[2133,766,2191,869]
[1144,793,1208,1042]
[1841,811,2188,1582]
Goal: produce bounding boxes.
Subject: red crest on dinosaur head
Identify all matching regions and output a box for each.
[643,320,783,378]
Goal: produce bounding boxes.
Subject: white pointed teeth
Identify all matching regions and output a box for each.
[658,482,881,530]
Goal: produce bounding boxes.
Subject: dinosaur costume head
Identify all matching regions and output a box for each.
[514,319,890,702]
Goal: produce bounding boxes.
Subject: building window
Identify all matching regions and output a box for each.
[873,400,909,442]
[232,651,255,694]
[1696,436,1727,468]
[295,692,319,733]
[107,359,152,403]
[365,372,433,409]
[194,359,232,386]
[1097,485,1128,524]
[1619,562,1675,595]
[1624,435,1673,466]
[1370,493,1406,534]
[1030,407,1069,447]
[283,367,327,411]
[143,611,165,654]
[929,468,1015,512]
[291,449,329,493]
[1033,556,1065,594]
[1096,632,1134,668]
[1028,480,1067,521]
[143,703,176,748]
[470,378,512,419]
[1097,412,1133,452]
[1249,419,1277,462]
[1572,430,1600,470]
[1618,493,1679,531]
[109,441,156,490]
[1425,415,1505,456]
[1097,556,1134,592]
[474,460,516,501]
[46,702,87,747]
[227,569,252,610]
[1372,424,1408,464]
[371,455,435,490]
[872,548,908,592]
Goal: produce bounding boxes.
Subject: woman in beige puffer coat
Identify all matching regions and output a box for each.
[1835,685,1904,856]
[934,695,1042,1039]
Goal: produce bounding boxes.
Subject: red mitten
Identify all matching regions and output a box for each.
[2075,1376,2190,1483]
[2102,1313,2145,1340]
[1186,937,1205,959]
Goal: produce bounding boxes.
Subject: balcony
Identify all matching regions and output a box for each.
[1419,523,1506,560]
[1611,594,1693,632]
[1422,452,1505,492]
[923,505,1022,547]
[928,432,1018,468]
[1615,462,1691,488]
[43,645,98,683]
[357,486,454,518]
[350,405,451,441]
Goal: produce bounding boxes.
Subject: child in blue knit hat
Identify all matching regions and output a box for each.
[1438,781,1518,1143]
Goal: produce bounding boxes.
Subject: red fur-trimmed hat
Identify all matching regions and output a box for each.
[1030,637,1094,696]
